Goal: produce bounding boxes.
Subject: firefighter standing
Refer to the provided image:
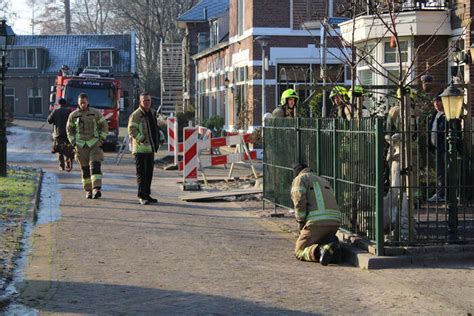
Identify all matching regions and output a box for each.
[66,93,108,199]
[291,163,342,266]
[47,98,74,171]
[272,88,299,118]
[128,92,164,205]
[329,86,353,119]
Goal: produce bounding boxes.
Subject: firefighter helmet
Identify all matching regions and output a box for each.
[280,89,299,105]
[348,85,365,99]
[329,86,348,99]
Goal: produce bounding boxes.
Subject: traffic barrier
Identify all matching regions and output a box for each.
[167,117,178,165]
[182,127,200,190]
[180,129,258,186]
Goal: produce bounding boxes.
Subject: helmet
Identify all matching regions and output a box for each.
[280,89,299,105]
[329,86,348,99]
[396,86,416,100]
[348,85,365,99]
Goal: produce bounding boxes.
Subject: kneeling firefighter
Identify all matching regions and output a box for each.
[291,163,342,266]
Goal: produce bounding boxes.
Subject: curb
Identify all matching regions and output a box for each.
[337,231,474,269]
[32,168,44,220]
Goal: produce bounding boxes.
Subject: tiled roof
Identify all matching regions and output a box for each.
[13,34,133,74]
[178,0,228,22]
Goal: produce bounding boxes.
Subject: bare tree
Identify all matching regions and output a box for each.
[73,0,114,34]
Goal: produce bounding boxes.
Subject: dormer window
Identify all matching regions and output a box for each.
[88,50,113,67]
[7,48,37,68]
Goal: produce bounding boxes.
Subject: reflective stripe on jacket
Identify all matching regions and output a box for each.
[128,107,158,154]
[290,168,341,225]
[66,107,109,148]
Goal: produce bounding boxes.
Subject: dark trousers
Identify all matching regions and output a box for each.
[134,153,155,198]
[435,150,446,198]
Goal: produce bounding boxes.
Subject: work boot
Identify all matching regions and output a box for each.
[146,196,158,203]
[86,191,93,199]
[319,243,334,266]
[93,188,102,199]
[331,242,342,264]
[65,158,73,172]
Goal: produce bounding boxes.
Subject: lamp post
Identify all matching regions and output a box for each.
[255,36,270,128]
[0,20,15,177]
[439,84,464,242]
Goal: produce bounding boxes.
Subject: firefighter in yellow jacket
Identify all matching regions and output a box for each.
[66,93,108,199]
[291,163,342,265]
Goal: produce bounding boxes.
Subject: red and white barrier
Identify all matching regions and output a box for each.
[200,150,257,168]
[183,127,198,182]
[167,117,178,165]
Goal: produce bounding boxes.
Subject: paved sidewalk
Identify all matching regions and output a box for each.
[5,120,474,314]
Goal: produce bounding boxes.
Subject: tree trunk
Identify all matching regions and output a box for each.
[64,0,71,34]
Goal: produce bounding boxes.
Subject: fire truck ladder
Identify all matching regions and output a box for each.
[160,40,184,115]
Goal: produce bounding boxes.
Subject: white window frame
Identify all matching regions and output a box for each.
[237,0,245,36]
[87,50,113,68]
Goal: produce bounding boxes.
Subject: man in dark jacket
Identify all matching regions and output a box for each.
[128,92,165,205]
[47,98,74,171]
[428,95,447,202]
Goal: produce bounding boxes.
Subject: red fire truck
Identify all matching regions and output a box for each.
[50,66,129,151]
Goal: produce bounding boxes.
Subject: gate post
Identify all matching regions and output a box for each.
[375,118,384,256]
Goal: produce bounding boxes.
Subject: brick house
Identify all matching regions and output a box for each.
[179,0,348,131]
[339,0,474,114]
[6,34,137,123]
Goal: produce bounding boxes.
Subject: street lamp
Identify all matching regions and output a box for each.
[0,20,15,177]
[255,36,270,127]
[439,84,464,242]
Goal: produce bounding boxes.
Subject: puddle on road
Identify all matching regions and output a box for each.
[2,171,62,315]
[7,126,55,163]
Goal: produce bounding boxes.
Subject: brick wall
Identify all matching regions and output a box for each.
[253,0,290,28]
[293,0,327,29]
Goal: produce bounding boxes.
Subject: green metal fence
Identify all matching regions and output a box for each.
[263,117,474,254]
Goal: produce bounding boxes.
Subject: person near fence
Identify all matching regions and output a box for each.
[47,98,74,171]
[291,163,342,266]
[329,86,352,120]
[128,92,165,205]
[272,88,299,118]
[67,93,109,199]
[428,95,447,203]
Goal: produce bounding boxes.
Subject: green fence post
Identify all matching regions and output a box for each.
[316,119,321,175]
[333,119,338,196]
[375,118,384,256]
[296,118,301,164]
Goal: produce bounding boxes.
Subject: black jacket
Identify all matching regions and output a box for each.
[428,111,462,153]
[47,107,71,140]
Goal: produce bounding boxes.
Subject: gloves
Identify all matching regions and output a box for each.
[298,222,305,231]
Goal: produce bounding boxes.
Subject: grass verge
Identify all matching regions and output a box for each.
[0,167,39,301]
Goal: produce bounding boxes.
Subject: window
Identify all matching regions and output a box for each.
[237,0,244,36]
[88,50,113,67]
[5,88,15,116]
[384,41,408,63]
[7,49,36,68]
[28,88,42,115]
[359,44,375,66]
[210,20,219,46]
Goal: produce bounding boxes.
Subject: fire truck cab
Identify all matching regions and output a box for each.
[49,65,129,151]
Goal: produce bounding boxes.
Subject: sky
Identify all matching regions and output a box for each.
[9,0,36,35]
